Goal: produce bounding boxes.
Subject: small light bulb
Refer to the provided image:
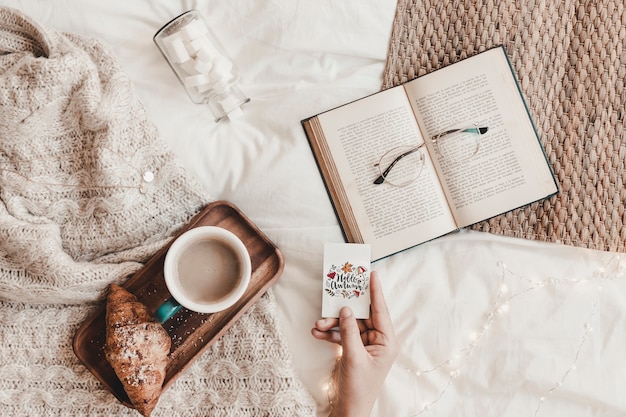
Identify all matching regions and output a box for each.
[497,303,510,315]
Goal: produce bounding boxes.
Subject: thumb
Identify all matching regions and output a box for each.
[339,306,363,355]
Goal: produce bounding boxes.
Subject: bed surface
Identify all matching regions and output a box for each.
[2,1,625,416]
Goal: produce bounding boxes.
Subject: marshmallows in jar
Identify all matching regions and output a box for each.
[154,10,249,121]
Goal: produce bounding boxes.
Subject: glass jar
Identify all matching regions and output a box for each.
[153,10,250,122]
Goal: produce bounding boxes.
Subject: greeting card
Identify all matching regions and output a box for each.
[322,242,371,319]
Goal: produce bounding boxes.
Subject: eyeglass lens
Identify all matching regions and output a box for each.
[375,145,425,187]
[434,126,484,162]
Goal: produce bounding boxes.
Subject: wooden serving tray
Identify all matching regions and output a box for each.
[73,200,284,408]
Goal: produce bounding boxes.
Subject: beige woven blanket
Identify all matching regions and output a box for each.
[384,0,626,252]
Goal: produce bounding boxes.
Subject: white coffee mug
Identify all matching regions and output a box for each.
[155,226,251,323]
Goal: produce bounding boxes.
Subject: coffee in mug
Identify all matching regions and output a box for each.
[155,226,251,323]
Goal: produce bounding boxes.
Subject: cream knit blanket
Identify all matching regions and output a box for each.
[0,7,316,416]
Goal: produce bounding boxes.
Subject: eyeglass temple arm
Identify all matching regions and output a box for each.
[373,144,424,185]
[431,126,488,142]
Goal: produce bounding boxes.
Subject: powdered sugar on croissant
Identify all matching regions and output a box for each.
[104,284,171,416]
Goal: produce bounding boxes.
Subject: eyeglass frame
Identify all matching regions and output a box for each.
[373,123,489,186]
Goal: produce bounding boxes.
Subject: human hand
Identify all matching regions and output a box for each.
[311,271,398,417]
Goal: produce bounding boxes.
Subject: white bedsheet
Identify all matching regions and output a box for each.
[3,1,625,416]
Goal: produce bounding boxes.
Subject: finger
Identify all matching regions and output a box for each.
[314,317,340,332]
[357,319,368,334]
[311,327,342,344]
[338,306,364,354]
[369,271,394,334]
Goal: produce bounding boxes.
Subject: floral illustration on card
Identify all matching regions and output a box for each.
[324,262,370,299]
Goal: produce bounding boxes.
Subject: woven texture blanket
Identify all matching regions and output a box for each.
[0,7,315,416]
[383,0,626,252]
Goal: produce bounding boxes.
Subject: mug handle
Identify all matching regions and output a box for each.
[154,296,182,324]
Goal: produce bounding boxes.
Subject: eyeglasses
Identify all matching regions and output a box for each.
[373,123,488,187]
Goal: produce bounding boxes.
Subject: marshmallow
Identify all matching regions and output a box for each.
[211,58,234,85]
[179,19,209,41]
[220,94,239,111]
[226,107,243,120]
[179,59,199,75]
[193,58,213,74]
[184,73,210,88]
[189,36,211,53]
[211,78,229,93]
[163,34,190,63]
[195,40,220,62]
[196,82,214,93]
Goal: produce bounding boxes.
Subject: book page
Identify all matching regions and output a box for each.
[404,47,557,227]
[315,87,457,260]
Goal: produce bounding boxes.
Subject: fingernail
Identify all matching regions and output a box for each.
[340,306,353,319]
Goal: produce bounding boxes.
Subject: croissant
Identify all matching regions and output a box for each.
[104,284,171,416]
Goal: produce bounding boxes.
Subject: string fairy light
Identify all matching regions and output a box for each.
[395,255,625,416]
[534,285,600,416]
[323,346,342,410]
[404,260,512,415]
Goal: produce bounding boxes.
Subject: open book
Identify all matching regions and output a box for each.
[302,46,558,261]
